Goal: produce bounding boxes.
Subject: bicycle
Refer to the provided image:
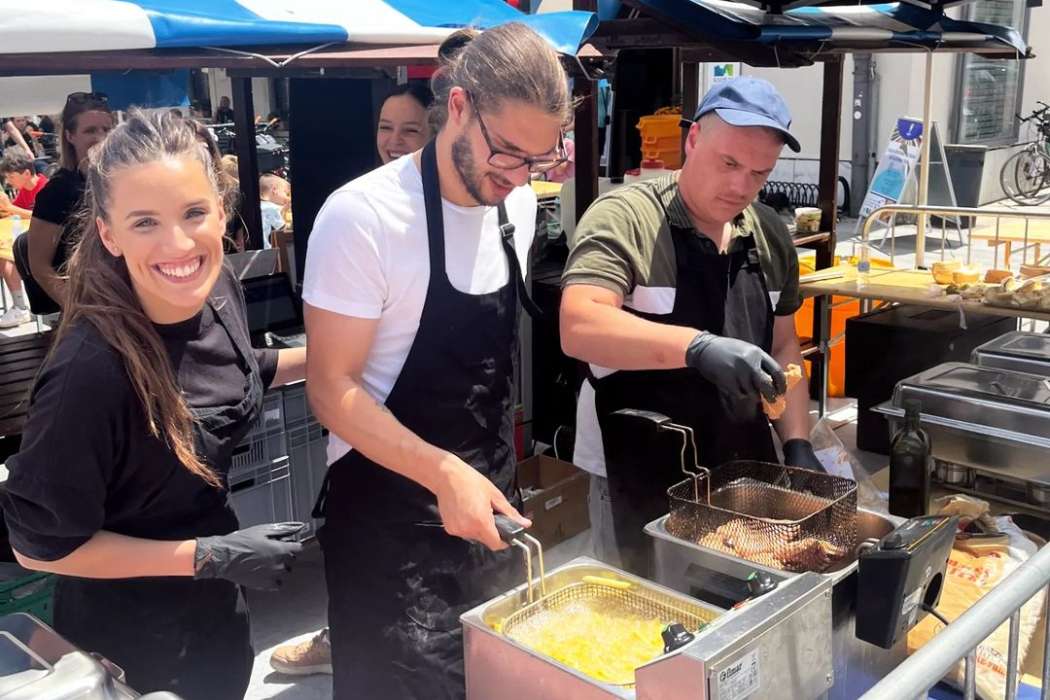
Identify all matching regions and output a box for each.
[1000,101,1050,206]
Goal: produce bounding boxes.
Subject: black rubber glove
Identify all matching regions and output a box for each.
[194,522,305,591]
[782,439,826,473]
[685,331,787,403]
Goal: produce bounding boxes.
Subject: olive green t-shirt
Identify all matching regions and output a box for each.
[561,173,802,317]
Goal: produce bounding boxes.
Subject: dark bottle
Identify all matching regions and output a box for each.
[889,400,932,518]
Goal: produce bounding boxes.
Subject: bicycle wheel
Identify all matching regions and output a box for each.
[1001,148,1050,205]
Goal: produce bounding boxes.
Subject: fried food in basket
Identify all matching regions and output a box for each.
[697,519,847,571]
[762,363,803,420]
[505,599,674,686]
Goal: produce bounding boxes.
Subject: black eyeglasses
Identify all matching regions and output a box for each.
[66,91,108,105]
[467,92,567,175]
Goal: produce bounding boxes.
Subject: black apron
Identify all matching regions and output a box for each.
[53,295,262,700]
[315,140,525,700]
[594,213,778,577]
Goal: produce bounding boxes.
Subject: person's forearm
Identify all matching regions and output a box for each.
[4,124,33,160]
[271,347,306,387]
[308,373,453,494]
[6,205,33,219]
[561,297,698,370]
[14,531,196,578]
[772,340,810,442]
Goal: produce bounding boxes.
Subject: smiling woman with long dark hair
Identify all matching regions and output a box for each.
[1,110,306,699]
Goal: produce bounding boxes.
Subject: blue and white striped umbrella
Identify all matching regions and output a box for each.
[630,0,1029,54]
[0,0,599,55]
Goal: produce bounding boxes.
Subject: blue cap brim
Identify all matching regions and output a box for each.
[713,107,801,153]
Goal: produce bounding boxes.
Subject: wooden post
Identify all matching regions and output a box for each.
[812,57,844,414]
[681,62,700,158]
[573,0,599,225]
[816,58,844,269]
[232,77,263,250]
[573,75,599,226]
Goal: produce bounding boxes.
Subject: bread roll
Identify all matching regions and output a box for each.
[932,260,962,285]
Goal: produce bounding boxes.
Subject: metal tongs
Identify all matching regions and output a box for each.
[610,409,711,504]
[495,514,547,604]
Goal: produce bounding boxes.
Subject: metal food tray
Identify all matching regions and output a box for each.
[498,577,713,688]
[972,331,1050,377]
[873,362,1050,485]
[666,460,858,573]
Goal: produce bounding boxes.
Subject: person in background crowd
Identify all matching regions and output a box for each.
[220,155,247,252]
[16,92,114,315]
[221,154,239,183]
[3,117,42,159]
[304,23,569,698]
[0,149,48,327]
[0,149,48,219]
[375,83,433,165]
[215,95,235,124]
[259,173,290,250]
[267,80,434,680]
[1,110,307,700]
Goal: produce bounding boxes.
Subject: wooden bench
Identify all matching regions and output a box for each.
[0,331,53,440]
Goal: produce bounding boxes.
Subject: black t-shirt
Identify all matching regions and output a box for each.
[31,167,86,270]
[215,107,235,124]
[1,268,279,561]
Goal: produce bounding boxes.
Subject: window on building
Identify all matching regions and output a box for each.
[954,0,1028,145]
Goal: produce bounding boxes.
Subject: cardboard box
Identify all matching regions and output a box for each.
[517,455,590,548]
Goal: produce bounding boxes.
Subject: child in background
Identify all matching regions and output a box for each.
[259,173,290,250]
[0,149,47,327]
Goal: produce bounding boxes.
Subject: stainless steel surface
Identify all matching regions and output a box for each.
[935,460,973,487]
[499,578,713,688]
[874,362,1050,486]
[1042,585,1050,700]
[667,460,858,573]
[1030,482,1050,507]
[0,613,140,700]
[637,573,834,700]
[973,331,1050,378]
[648,510,906,700]
[965,649,977,700]
[463,557,834,700]
[861,541,1050,700]
[463,558,722,700]
[1006,609,1021,700]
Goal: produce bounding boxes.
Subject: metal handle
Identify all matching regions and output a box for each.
[494,514,526,544]
[610,409,709,495]
[494,515,547,604]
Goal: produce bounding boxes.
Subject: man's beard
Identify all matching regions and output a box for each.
[451,132,507,207]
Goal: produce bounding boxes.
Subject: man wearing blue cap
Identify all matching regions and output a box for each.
[559,77,823,574]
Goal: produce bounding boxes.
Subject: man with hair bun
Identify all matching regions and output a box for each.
[303,22,571,699]
[561,77,826,576]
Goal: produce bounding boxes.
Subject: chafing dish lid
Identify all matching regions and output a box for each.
[974,332,1050,362]
[889,362,1050,444]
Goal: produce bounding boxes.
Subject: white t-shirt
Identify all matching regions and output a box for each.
[260,200,284,250]
[302,155,537,465]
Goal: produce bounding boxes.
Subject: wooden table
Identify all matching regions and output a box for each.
[799,267,1050,415]
[970,222,1050,268]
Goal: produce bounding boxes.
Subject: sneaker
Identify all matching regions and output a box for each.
[0,307,31,329]
[269,628,332,676]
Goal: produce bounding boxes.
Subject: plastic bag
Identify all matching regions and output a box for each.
[808,417,887,513]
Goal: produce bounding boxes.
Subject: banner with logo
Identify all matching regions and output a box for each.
[859,117,924,218]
